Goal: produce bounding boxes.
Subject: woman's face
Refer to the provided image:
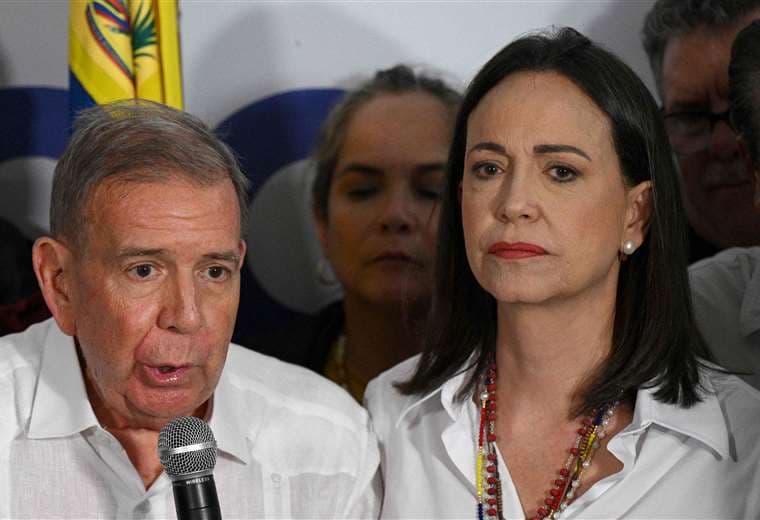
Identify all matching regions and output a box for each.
[461,71,650,306]
[317,92,453,309]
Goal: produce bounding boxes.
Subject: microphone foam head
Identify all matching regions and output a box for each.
[158,416,217,479]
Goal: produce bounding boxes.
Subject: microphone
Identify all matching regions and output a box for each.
[158,416,222,520]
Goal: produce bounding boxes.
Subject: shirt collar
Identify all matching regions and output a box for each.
[395,361,476,428]
[28,322,99,439]
[626,374,731,460]
[739,251,760,337]
[28,322,252,465]
[396,360,731,460]
[207,362,253,465]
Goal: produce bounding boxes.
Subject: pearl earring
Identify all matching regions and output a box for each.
[622,240,636,255]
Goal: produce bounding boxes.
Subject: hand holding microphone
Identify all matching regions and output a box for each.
[158,416,222,520]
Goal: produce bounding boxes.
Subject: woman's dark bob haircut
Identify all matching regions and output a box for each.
[399,27,710,414]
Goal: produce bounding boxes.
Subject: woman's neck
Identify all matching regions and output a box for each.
[494,283,618,421]
[342,294,426,384]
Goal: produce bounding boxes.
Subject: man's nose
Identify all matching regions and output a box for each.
[158,273,203,334]
[709,118,740,161]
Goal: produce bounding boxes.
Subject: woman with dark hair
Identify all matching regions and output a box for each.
[366,28,760,519]
[254,65,460,401]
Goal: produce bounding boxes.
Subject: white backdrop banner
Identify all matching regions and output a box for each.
[0,0,658,335]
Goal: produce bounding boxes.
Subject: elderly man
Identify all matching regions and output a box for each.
[642,0,760,262]
[690,20,760,390]
[0,101,379,518]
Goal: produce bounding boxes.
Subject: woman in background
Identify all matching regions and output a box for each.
[255,65,460,401]
[366,29,760,519]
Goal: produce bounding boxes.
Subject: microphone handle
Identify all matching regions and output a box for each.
[172,474,222,520]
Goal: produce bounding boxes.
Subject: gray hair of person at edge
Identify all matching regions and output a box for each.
[311,64,462,220]
[50,99,250,248]
[642,0,760,96]
[730,20,760,165]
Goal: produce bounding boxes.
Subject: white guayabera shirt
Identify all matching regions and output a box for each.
[366,355,760,519]
[0,320,380,519]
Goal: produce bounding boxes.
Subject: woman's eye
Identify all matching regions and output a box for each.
[346,187,377,200]
[549,165,578,183]
[471,162,501,178]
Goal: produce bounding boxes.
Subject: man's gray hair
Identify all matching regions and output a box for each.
[642,0,760,95]
[51,100,249,246]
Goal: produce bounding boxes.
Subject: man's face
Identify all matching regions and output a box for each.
[661,14,760,248]
[65,174,245,430]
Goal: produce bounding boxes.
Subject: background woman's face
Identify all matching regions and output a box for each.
[317,92,453,308]
[461,71,645,307]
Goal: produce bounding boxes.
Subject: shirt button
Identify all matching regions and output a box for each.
[271,473,281,486]
[135,501,151,518]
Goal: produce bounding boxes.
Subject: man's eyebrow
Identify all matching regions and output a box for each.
[116,248,240,264]
[203,251,241,264]
[117,248,167,259]
[533,144,591,161]
[467,142,507,157]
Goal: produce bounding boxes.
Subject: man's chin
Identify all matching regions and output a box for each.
[125,393,210,430]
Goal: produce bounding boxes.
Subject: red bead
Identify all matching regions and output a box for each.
[577,427,587,435]
[486,465,496,473]
[487,487,497,496]
[487,508,497,516]
[552,498,560,509]
[487,477,497,484]
[487,434,496,442]
[487,453,497,461]
[487,369,496,379]
[554,479,566,487]
[570,447,580,456]
[559,468,570,477]
[488,401,497,410]
[488,412,496,421]
[582,418,592,426]
[487,498,497,506]
[538,507,549,517]
[544,497,554,506]
[550,488,561,497]
[487,383,496,392]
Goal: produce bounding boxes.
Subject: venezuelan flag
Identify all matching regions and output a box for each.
[69,0,183,116]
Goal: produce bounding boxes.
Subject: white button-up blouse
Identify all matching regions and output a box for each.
[366,355,760,519]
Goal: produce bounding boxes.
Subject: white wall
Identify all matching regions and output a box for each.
[0,0,658,321]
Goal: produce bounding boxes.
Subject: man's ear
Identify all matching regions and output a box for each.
[623,180,653,247]
[32,237,77,336]
[237,239,247,270]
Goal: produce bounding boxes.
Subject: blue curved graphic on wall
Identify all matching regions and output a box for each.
[0,87,68,162]
[216,88,345,345]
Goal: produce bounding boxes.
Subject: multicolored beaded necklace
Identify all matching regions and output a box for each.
[476,359,619,520]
